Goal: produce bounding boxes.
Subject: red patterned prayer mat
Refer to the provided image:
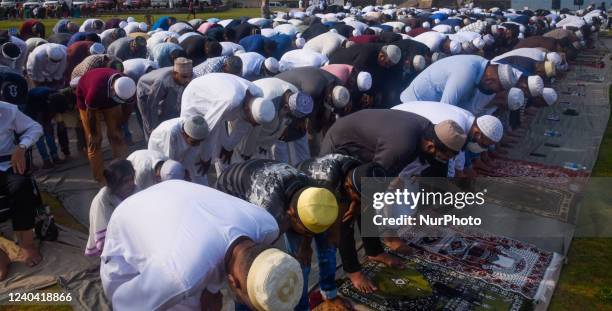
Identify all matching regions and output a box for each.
[396,226,558,300]
[476,157,589,181]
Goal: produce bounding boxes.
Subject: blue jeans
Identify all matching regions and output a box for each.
[35,130,58,161]
[235,231,337,311]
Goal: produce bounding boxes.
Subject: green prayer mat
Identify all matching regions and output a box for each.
[338,259,532,311]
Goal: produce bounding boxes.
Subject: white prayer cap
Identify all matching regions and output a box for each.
[288,92,313,118]
[431,52,443,62]
[357,71,372,91]
[330,28,338,34]
[69,77,80,88]
[249,98,276,124]
[261,28,276,38]
[247,248,303,311]
[183,115,208,140]
[575,30,583,39]
[295,37,305,48]
[422,21,431,29]
[527,75,544,97]
[332,85,350,108]
[352,29,361,37]
[295,32,302,38]
[160,160,186,181]
[89,42,105,55]
[412,55,426,71]
[517,32,525,39]
[47,44,65,62]
[264,57,279,73]
[127,16,135,22]
[119,21,128,28]
[449,40,462,54]
[542,88,558,106]
[461,41,474,52]
[591,25,596,31]
[113,76,136,100]
[139,22,148,32]
[546,52,562,66]
[404,26,411,33]
[476,115,503,142]
[507,87,524,111]
[381,45,401,65]
[454,25,461,32]
[497,64,520,90]
[483,34,495,45]
[472,37,485,50]
[463,18,471,25]
[544,61,556,78]
[434,18,440,24]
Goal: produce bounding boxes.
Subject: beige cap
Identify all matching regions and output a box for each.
[173,57,193,75]
[434,120,467,152]
[247,248,303,311]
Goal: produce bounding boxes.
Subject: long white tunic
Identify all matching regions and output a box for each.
[278,49,329,72]
[127,149,167,191]
[101,180,279,310]
[303,32,347,57]
[26,43,67,83]
[148,118,204,185]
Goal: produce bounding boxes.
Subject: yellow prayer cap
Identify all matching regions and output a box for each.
[296,188,338,234]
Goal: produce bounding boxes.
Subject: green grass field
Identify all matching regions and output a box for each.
[0,8,261,36]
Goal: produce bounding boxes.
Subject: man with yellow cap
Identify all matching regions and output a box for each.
[100,180,303,310]
[298,155,394,296]
[215,159,340,311]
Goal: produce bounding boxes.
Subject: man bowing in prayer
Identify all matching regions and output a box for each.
[400,55,522,107]
[101,180,303,311]
[136,57,193,140]
[216,159,339,311]
[76,68,136,183]
[180,73,276,181]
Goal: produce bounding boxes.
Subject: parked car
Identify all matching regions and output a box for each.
[150,0,166,7]
[22,0,43,8]
[269,1,284,7]
[93,0,112,9]
[43,0,60,8]
[72,0,93,6]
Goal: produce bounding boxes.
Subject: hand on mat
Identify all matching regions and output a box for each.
[11,145,26,175]
[348,271,377,294]
[368,251,405,269]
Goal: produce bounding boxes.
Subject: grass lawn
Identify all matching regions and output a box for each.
[0,7,261,36]
[548,86,612,311]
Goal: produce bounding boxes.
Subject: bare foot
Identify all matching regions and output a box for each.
[347,271,377,294]
[20,247,42,267]
[368,251,404,269]
[0,249,9,281]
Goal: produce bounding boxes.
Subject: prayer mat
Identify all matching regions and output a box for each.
[337,259,531,311]
[575,73,607,82]
[396,226,554,300]
[476,157,589,181]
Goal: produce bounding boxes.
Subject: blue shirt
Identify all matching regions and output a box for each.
[239,35,272,56]
[400,55,489,109]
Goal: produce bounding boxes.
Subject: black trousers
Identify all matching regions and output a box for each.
[338,214,385,273]
[0,169,40,231]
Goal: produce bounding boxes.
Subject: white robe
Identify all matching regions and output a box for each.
[303,32,347,57]
[85,187,122,257]
[127,149,167,191]
[279,49,329,72]
[26,43,67,83]
[100,180,279,310]
[148,118,205,185]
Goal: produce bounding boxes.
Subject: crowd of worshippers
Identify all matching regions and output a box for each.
[0,3,607,310]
